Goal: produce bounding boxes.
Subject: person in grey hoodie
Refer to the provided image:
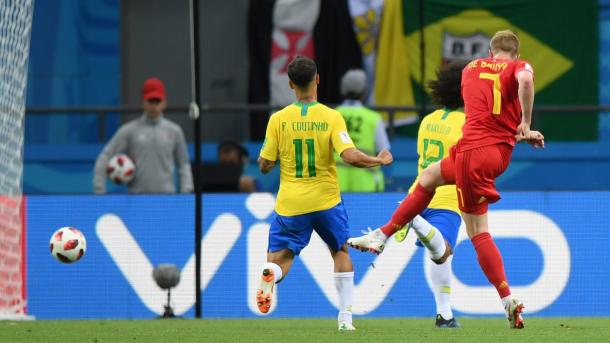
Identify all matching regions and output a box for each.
[93,77,193,194]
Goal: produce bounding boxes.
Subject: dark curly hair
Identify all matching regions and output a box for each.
[427,60,468,110]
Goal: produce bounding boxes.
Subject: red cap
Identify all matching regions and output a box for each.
[142,77,166,101]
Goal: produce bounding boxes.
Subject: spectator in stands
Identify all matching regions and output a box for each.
[335,69,391,192]
[217,140,257,192]
[93,77,193,194]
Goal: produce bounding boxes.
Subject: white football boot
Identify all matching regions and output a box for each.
[505,298,525,329]
[255,268,275,314]
[347,228,387,255]
[338,322,356,331]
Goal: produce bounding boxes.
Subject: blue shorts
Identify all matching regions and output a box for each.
[415,208,462,249]
[268,201,350,255]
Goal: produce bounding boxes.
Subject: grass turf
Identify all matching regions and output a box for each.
[2,318,610,343]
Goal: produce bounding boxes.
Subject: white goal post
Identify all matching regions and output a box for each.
[0,0,34,320]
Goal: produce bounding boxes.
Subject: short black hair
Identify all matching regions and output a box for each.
[287,56,317,88]
[218,140,248,159]
[427,60,468,110]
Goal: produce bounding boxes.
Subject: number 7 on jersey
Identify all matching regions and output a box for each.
[479,72,501,115]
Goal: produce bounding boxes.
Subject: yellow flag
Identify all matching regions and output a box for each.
[374,0,417,125]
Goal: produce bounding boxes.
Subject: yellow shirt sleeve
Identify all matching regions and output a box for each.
[259,114,278,161]
[331,113,356,155]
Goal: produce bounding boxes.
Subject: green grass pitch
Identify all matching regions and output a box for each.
[2,318,610,342]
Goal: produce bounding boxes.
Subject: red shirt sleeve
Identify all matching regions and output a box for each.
[514,60,534,79]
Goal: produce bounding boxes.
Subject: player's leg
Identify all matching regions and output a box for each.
[256,212,313,313]
[416,209,461,327]
[330,244,353,273]
[427,255,458,327]
[462,211,523,328]
[257,250,292,314]
[457,144,523,328]
[462,212,523,328]
[330,244,355,331]
[381,161,448,236]
[348,151,455,254]
[462,212,502,291]
[423,216,458,327]
[264,248,295,284]
[395,213,451,263]
[410,215,452,264]
[313,202,355,330]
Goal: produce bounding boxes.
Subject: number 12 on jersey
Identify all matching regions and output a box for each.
[422,138,444,169]
[293,138,316,178]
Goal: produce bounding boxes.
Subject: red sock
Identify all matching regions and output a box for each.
[471,232,511,298]
[380,183,435,236]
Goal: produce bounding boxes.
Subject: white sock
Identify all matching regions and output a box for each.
[334,272,354,323]
[501,295,513,310]
[412,215,446,260]
[429,253,453,319]
[262,262,283,283]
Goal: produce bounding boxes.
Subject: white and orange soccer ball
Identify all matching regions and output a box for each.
[49,227,87,263]
[107,153,136,184]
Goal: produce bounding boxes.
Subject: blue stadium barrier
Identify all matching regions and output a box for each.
[26,192,610,319]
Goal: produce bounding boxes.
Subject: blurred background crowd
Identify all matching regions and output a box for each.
[23,0,610,194]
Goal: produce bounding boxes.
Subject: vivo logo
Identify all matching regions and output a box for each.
[96,194,570,316]
[444,210,570,314]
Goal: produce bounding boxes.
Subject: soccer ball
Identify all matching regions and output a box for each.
[49,227,87,263]
[107,154,136,184]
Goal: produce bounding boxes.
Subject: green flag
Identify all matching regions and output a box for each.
[402,0,598,140]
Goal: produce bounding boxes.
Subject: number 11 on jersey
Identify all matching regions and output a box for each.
[293,138,316,178]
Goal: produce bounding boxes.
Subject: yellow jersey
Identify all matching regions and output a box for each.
[260,101,356,216]
[408,108,465,214]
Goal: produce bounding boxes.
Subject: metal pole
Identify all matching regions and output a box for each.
[189,0,203,319]
[388,110,395,140]
[167,288,171,309]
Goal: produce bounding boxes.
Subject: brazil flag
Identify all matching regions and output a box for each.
[377,0,598,140]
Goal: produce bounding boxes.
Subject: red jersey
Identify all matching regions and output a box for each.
[459,58,533,152]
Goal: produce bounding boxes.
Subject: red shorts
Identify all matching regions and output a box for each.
[440,143,513,215]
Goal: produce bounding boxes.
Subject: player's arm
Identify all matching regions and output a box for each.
[332,112,392,168]
[257,157,277,174]
[516,68,535,135]
[515,129,545,148]
[341,148,392,168]
[258,115,279,175]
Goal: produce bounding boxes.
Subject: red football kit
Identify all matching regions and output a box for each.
[441,58,534,214]
[378,57,533,303]
[459,58,533,151]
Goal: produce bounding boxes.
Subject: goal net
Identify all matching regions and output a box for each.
[0,0,34,320]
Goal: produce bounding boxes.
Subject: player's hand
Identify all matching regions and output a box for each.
[516,130,545,148]
[377,149,393,166]
[517,121,531,137]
